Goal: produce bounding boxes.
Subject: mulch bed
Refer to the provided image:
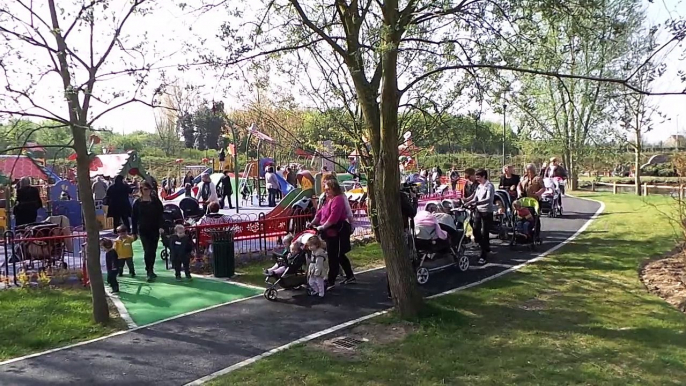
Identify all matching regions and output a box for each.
[641,251,686,312]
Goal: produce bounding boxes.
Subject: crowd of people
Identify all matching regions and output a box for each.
[456,157,567,265]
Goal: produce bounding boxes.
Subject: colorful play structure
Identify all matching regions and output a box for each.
[0,148,152,231]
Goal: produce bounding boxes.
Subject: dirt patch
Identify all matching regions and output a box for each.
[519,290,561,311]
[309,322,416,359]
[641,251,686,312]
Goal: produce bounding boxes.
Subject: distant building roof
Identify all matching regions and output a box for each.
[0,155,48,179]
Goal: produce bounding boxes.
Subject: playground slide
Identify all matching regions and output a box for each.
[161,167,212,200]
[42,165,62,182]
[265,188,314,219]
[275,173,294,195]
[26,155,62,182]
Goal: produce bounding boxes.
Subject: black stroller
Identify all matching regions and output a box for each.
[263,229,313,301]
[412,207,471,285]
[179,197,204,220]
[160,204,185,264]
[510,197,543,250]
[492,189,514,239]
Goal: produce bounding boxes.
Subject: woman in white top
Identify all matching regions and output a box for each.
[195,173,218,213]
[265,166,279,207]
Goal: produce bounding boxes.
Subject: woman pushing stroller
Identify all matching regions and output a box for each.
[310,178,355,288]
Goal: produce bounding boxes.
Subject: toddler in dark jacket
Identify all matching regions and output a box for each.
[168,224,194,280]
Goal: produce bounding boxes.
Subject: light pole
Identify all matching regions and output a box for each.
[502,102,507,168]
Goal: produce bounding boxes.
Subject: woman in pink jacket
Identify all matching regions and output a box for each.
[311,178,355,288]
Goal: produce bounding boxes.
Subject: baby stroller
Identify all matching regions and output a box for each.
[492,189,514,239]
[12,222,66,270]
[179,197,204,220]
[510,197,543,250]
[412,208,471,285]
[539,178,562,217]
[263,229,313,301]
[160,204,185,264]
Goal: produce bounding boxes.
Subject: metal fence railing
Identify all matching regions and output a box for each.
[1,185,469,288]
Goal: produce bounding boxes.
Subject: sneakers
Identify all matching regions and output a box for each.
[326,283,336,291]
[185,273,192,280]
[151,272,158,279]
[146,274,154,282]
[477,258,487,265]
[175,276,182,281]
[342,277,356,285]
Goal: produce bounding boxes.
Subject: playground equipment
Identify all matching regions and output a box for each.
[87,151,150,180]
[50,180,83,228]
[160,167,212,200]
[237,124,297,207]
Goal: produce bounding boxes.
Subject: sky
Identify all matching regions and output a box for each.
[1,0,684,143]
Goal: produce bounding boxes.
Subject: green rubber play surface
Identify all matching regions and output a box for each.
[105,240,260,326]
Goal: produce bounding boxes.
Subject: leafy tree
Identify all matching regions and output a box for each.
[617,29,664,195]
[193,103,225,151]
[181,113,195,148]
[203,0,686,317]
[0,0,164,324]
[505,0,646,189]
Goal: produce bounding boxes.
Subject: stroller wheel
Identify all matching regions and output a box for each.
[416,267,430,285]
[161,249,169,261]
[456,254,470,272]
[264,288,278,301]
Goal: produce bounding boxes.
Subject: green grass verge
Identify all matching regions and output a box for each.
[0,288,124,361]
[234,242,385,287]
[210,193,686,386]
[579,176,683,184]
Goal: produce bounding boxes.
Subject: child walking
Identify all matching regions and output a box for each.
[169,224,193,280]
[306,236,328,297]
[101,238,119,293]
[114,225,136,277]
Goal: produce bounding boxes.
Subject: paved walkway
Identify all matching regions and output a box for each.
[0,197,601,386]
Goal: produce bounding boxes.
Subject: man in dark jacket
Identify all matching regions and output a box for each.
[105,175,133,231]
[218,170,234,209]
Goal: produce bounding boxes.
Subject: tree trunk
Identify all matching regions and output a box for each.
[375,1,423,317]
[567,151,578,191]
[73,127,110,324]
[47,0,109,324]
[635,146,641,196]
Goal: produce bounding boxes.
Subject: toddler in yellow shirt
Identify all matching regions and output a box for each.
[114,225,136,277]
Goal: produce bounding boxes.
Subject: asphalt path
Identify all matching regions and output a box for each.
[0,197,601,386]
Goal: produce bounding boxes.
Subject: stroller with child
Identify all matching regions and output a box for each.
[539,178,562,217]
[492,189,515,239]
[510,197,543,250]
[11,221,68,271]
[179,197,204,221]
[412,201,471,285]
[263,229,314,301]
[160,204,186,264]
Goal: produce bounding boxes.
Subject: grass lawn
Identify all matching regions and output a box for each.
[0,288,124,361]
[234,242,385,287]
[210,193,686,386]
